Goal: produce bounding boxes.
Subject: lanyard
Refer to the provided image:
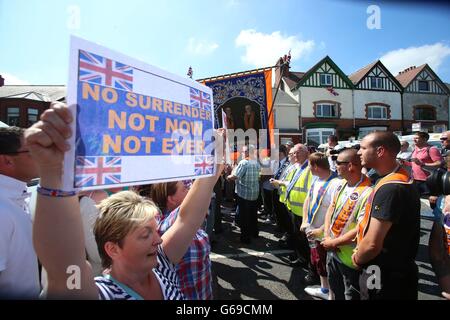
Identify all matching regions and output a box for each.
[274,159,289,179]
[286,161,309,197]
[308,172,337,223]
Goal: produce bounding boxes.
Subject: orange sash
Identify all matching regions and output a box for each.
[331,176,372,238]
[357,167,413,244]
[444,220,450,256]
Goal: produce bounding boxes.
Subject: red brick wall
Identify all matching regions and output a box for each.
[0,99,49,128]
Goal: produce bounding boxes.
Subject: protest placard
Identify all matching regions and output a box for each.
[64,36,215,191]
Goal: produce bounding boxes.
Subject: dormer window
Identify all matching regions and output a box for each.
[418,80,429,91]
[370,77,383,89]
[320,74,332,86]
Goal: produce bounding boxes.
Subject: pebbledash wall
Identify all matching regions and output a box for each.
[353,90,403,136]
[403,93,449,130]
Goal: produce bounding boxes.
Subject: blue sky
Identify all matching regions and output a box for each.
[1,0,449,85]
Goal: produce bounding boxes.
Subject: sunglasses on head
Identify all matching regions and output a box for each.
[440,138,448,141]
[182,180,193,189]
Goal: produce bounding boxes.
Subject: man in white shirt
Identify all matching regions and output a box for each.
[0,127,40,299]
[301,152,340,299]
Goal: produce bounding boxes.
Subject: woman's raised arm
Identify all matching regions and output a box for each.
[25,102,97,299]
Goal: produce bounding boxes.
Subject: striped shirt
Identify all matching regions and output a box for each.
[95,245,184,300]
[234,159,261,201]
[158,207,212,300]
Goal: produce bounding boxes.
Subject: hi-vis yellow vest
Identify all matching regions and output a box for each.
[286,168,313,216]
[329,176,373,269]
[279,166,297,204]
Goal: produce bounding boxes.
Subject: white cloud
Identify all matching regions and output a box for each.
[0,72,30,85]
[187,38,219,55]
[235,29,315,67]
[380,43,450,75]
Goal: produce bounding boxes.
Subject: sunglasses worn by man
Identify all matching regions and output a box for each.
[1,149,30,155]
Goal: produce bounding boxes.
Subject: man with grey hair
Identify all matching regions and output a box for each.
[272,144,314,274]
[227,144,261,244]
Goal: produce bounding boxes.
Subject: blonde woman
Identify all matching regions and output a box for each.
[25,102,224,299]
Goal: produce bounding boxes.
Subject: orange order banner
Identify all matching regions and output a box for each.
[264,69,275,149]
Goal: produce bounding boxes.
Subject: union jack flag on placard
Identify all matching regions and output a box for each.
[75,156,122,187]
[79,50,133,91]
[194,155,214,175]
[190,88,211,110]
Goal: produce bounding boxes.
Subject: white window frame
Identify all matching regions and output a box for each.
[320,74,332,86]
[27,108,39,126]
[306,128,336,147]
[316,103,338,118]
[7,107,20,126]
[370,77,384,89]
[367,105,388,120]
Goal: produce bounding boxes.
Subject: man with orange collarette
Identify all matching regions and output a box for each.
[322,148,372,300]
[353,131,420,300]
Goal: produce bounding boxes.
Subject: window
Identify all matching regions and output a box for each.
[316,104,338,118]
[414,106,435,121]
[367,105,387,119]
[7,107,20,126]
[320,74,332,86]
[27,108,39,127]
[370,77,384,89]
[418,80,429,91]
[306,129,335,147]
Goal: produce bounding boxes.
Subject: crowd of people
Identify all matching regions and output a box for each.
[0,102,449,300]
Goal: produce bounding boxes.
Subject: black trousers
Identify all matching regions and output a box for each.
[289,213,311,262]
[272,190,291,234]
[237,196,258,241]
[327,254,361,300]
[362,264,418,300]
[262,188,274,217]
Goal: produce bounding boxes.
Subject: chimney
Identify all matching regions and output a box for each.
[274,57,290,86]
[400,66,416,75]
[0,75,4,87]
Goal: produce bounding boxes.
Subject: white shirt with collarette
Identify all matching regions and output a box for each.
[0,174,40,299]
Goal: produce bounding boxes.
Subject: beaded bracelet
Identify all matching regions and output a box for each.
[37,185,77,197]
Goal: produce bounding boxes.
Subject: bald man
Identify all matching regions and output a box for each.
[322,149,372,300]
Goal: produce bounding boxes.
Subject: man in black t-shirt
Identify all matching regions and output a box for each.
[353,131,420,300]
